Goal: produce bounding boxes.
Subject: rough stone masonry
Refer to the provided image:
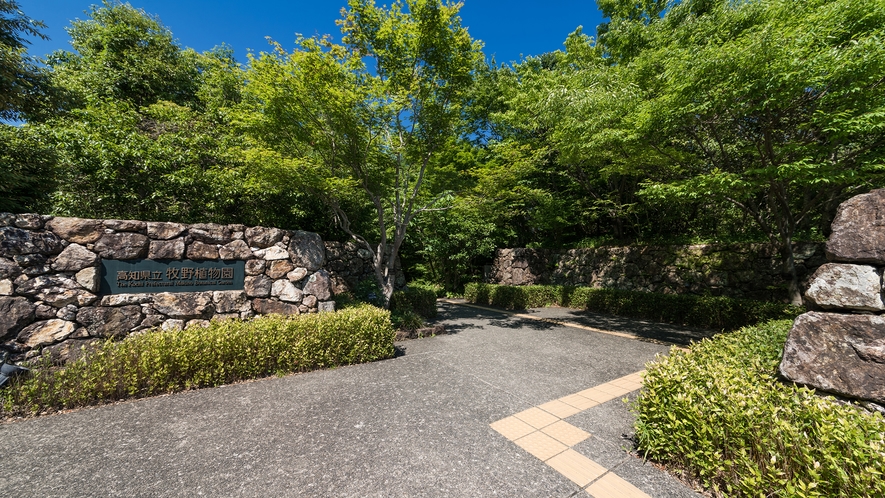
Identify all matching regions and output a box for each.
[780,189,885,406]
[0,214,401,364]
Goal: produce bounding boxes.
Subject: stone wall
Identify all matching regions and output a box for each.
[780,189,885,407]
[489,242,826,301]
[0,213,390,363]
[325,240,405,296]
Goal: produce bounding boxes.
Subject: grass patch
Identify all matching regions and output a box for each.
[463,283,802,331]
[2,305,394,416]
[634,320,885,497]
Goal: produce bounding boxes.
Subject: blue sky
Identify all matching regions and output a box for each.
[22,1,606,65]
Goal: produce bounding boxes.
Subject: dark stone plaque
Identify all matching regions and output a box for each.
[100,259,245,295]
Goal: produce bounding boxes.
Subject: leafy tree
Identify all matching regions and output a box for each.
[47,0,200,109]
[0,0,51,121]
[38,2,332,229]
[510,0,885,303]
[0,124,56,213]
[240,0,484,306]
[626,0,885,303]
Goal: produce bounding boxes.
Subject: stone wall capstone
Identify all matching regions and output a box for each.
[0,214,391,363]
[488,242,826,301]
[780,189,885,407]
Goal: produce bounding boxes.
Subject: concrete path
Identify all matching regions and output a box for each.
[0,301,704,497]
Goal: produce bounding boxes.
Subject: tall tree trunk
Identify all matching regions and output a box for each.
[780,236,803,306]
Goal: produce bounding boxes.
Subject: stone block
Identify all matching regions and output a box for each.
[146,221,186,240]
[56,304,78,321]
[219,239,252,260]
[0,227,64,256]
[266,260,294,279]
[0,279,11,295]
[780,312,885,404]
[185,319,211,329]
[805,263,884,311]
[162,319,185,331]
[0,296,36,338]
[186,241,219,260]
[17,319,78,348]
[245,226,285,248]
[262,246,289,261]
[104,219,146,232]
[151,292,214,319]
[189,223,232,244]
[76,305,144,338]
[287,267,308,282]
[302,270,332,300]
[0,257,20,279]
[100,294,152,306]
[94,232,149,259]
[826,188,885,264]
[213,290,249,313]
[14,213,43,229]
[45,217,103,244]
[15,275,97,307]
[318,301,335,313]
[245,275,272,297]
[252,298,300,316]
[271,279,303,303]
[148,238,186,259]
[288,231,325,271]
[52,243,99,271]
[245,259,266,275]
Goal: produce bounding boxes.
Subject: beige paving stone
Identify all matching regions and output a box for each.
[586,472,651,498]
[490,416,536,441]
[514,431,568,461]
[559,393,599,411]
[595,383,632,396]
[609,378,643,391]
[617,371,645,383]
[541,420,591,446]
[546,449,607,487]
[538,399,582,419]
[576,388,616,404]
[514,406,560,429]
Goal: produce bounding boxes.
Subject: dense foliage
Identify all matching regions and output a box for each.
[634,320,885,497]
[3,0,883,294]
[464,283,803,331]
[1,305,395,416]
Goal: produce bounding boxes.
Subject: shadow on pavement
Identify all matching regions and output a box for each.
[436,301,717,347]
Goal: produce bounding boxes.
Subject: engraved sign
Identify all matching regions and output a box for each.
[100,259,245,295]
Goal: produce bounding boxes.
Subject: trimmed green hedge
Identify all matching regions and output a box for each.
[463,283,803,330]
[2,305,395,416]
[390,284,438,319]
[634,320,885,497]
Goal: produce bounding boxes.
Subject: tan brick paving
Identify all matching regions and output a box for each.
[490,371,653,498]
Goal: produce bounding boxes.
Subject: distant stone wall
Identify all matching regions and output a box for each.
[780,189,885,408]
[0,213,389,363]
[489,242,827,301]
[325,240,405,296]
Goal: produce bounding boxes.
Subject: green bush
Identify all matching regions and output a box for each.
[390,284,438,319]
[463,283,803,331]
[634,320,885,497]
[1,305,395,416]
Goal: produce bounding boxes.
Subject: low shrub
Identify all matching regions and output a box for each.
[463,283,803,331]
[390,284,438,319]
[1,305,395,416]
[391,310,424,331]
[634,320,885,497]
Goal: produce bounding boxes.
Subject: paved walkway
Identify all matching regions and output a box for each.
[0,301,704,497]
